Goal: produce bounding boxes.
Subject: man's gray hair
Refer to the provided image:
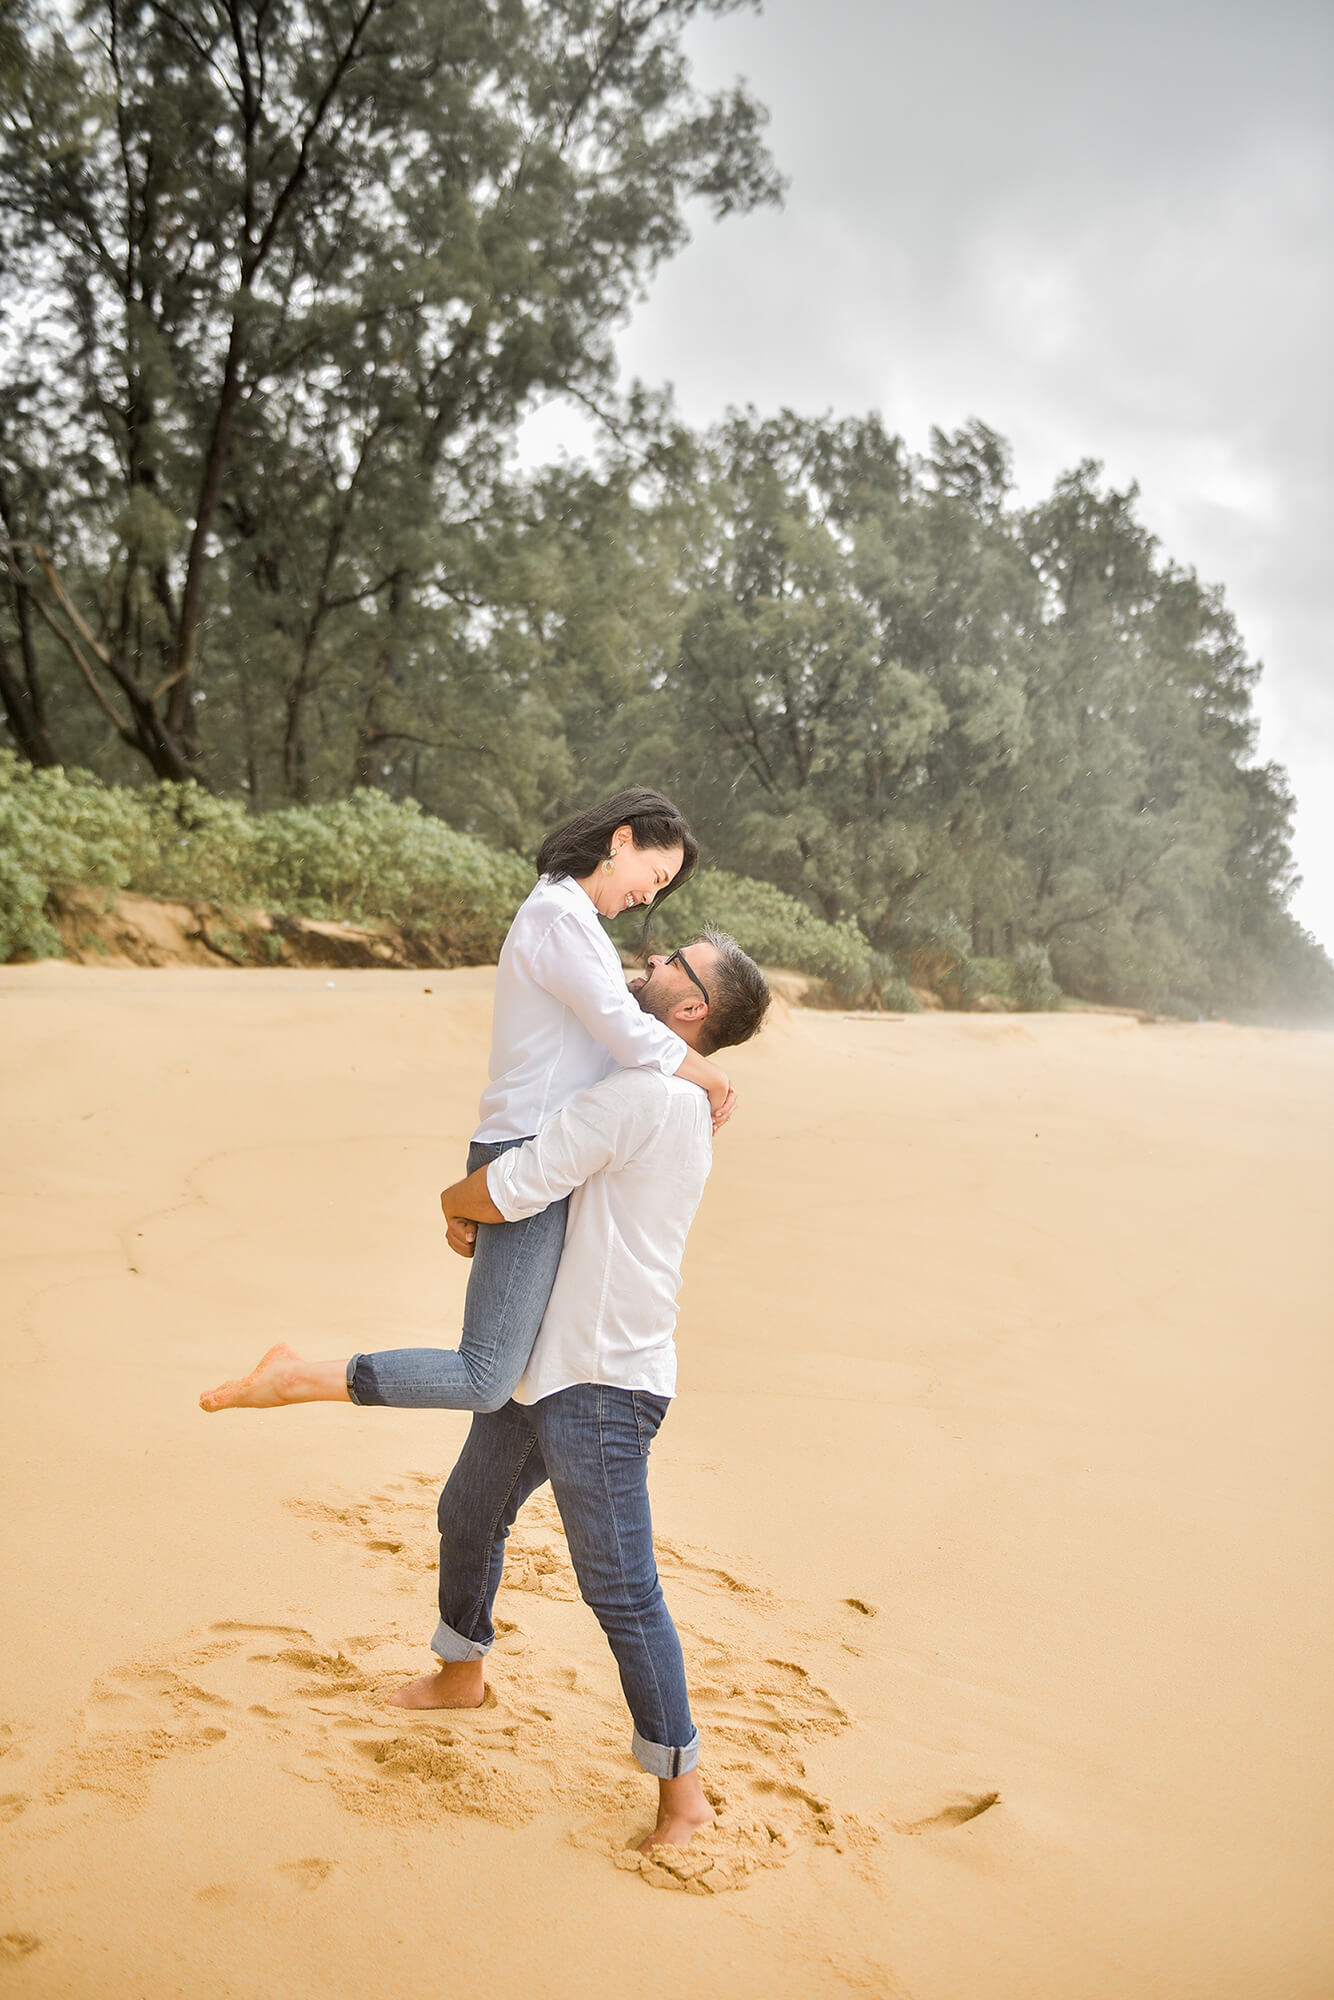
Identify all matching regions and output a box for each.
[692,928,771,1055]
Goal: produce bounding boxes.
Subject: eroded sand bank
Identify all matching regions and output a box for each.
[1,964,1330,1998]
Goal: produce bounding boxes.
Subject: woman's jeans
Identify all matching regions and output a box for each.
[432,1385,698,1778]
[346,1138,567,1413]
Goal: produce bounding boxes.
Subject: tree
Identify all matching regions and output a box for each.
[656,412,1033,950]
[0,0,781,785]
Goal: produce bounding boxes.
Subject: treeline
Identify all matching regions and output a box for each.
[2,0,1330,1020]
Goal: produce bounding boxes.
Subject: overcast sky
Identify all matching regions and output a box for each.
[527,0,1333,952]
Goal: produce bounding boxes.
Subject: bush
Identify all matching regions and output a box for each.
[0,758,122,959]
[0,761,889,997]
[632,865,881,1001]
[887,910,985,1008]
[0,755,532,962]
[1011,942,1063,1011]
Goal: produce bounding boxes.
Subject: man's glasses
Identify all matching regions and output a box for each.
[665,946,710,1008]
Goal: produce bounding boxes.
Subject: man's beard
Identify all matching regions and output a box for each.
[629,968,667,1022]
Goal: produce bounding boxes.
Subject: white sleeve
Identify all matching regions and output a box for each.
[486,1078,666,1221]
[530,912,687,1076]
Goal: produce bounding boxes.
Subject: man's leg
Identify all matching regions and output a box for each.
[534,1385,714,1851]
[390,1400,549,1710]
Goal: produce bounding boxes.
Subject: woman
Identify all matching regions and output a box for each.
[200,788,733,1416]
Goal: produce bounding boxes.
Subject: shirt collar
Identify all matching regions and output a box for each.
[542,872,602,928]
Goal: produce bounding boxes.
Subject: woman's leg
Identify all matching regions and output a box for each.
[200,1343,350,1411]
[200,1141,568,1418]
[347,1138,568,1413]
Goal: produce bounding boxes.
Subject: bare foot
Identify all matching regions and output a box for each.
[199,1345,349,1412]
[637,1771,716,1853]
[387,1661,486,1711]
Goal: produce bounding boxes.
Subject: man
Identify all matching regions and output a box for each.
[391,929,770,1852]
[202,930,770,1854]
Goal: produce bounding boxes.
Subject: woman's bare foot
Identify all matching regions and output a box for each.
[199,1344,350,1412]
[387,1660,486,1711]
[637,1770,716,1852]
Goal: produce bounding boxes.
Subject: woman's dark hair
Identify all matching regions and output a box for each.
[536,788,699,943]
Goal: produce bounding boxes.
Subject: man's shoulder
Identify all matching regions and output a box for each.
[577,1067,707,1134]
[622,1069,712,1141]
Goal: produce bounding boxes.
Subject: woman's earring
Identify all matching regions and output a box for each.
[601,854,616,875]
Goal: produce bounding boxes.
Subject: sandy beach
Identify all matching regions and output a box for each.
[1,962,1330,1998]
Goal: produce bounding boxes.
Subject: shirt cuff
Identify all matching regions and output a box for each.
[650,1025,688,1075]
[485,1155,527,1223]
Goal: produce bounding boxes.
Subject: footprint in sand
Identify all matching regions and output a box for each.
[895,1791,1001,1834]
[275,1857,336,1890]
[0,1933,41,1962]
[21,1482,878,1895]
[0,1721,29,1823]
[280,1477,880,1889]
[41,1656,230,1813]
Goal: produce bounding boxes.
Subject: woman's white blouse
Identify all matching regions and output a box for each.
[473,874,688,1143]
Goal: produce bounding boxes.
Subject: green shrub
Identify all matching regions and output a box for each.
[1011,942,1063,1011]
[970,954,1015,1000]
[1,757,907,1000]
[888,910,985,1008]
[0,754,532,963]
[633,865,880,1001]
[868,969,921,1012]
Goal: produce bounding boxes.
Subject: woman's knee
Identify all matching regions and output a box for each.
[466,1356,523,1414]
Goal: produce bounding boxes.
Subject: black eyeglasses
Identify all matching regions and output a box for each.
[665,946,710,1007]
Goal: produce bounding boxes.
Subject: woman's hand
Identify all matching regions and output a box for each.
[707,1072,736,1134]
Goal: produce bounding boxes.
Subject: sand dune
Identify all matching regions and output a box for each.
[1,963,1331,1997]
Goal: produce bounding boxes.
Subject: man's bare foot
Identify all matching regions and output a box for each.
[199,1345,350,1412]
[637,1770,716,1852]
[387,1660,486,1711]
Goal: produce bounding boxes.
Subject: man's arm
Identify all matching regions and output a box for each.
[440,1075,662,1260]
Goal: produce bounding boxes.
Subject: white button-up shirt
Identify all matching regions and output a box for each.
[486,1069,713,1403]
[473,875,688,1143]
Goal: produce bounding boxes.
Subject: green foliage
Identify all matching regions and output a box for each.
[0,754,532,961]
[0,755,899,994]
[0,756,133,957]
[1011,944,1064,1012]
[627,866,877,999]
[0,0,780,789]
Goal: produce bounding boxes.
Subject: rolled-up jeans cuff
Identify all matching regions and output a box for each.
[431,1618,491,1664]
[631,1724,699,1779]
[345,1355,386,1406]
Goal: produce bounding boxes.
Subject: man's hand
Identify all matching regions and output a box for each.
[444,1213,477,1260]
[441,1163,504,1259]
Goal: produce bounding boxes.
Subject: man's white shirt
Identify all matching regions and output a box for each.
[485,1068,712,1403]
[473,875,687,1143]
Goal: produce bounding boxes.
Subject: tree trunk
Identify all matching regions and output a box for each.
[0,630,58,765]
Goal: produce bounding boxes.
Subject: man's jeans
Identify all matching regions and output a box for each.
[432,1385,699,1779]
[346,1138,567,1412]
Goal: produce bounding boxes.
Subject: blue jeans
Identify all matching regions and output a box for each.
[346,1139,567,1413]
[432,1386,698,1779]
